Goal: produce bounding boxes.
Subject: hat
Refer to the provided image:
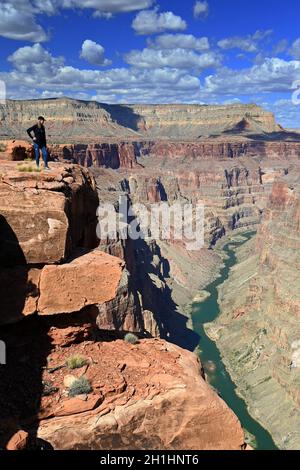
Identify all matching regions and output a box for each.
[38,116,46,121]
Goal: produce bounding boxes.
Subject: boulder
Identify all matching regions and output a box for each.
[38,250,124,315]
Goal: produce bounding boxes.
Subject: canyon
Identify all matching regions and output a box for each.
[0,98,300,450]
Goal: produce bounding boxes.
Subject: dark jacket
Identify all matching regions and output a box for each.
[27,124,47,148]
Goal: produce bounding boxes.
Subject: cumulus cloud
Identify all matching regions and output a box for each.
[193,1,209,18]
[204,58,300,95]
[217,30,273,53]
[289,38,300,59]
[0,1,48,41]
[147,34,210,51]
[7,43,64,75]
[34,0,155,15]
[124,48,219,71]
[80,40,111,66]
[0,1,156,41]
[60,0,155,14]
[132,9,187,35]
[1,43,204,104]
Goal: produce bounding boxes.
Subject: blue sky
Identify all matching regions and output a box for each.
[0,0,300,127]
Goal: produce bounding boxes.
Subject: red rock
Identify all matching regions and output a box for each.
[0,162,99,265]
[38,250,124,315]
[6,430,29,451]
[54,395,102,417]
[0,140,33,161]
[37,340,245,450]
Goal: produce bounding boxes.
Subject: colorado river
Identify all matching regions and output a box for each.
[192,231,277,450]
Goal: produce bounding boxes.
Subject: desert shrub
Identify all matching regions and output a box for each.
[66,355,88,370]
[0,143,7,152]
[124,333,139,345]
[68,376,92,397]
[18,165,40,173]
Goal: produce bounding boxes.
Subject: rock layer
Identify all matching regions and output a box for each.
[0,99,281,142]
[207,175,300,449]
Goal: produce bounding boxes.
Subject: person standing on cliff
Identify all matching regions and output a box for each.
[27,116,50,170]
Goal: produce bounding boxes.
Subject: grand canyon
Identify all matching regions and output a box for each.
[0,98,299,451]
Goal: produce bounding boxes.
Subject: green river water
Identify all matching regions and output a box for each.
[192,231,277,450]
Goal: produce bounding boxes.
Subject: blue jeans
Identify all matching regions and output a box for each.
[33,143,48,167]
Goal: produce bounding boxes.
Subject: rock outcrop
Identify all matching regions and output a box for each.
[37,338,244,450]
[0,162,141,334]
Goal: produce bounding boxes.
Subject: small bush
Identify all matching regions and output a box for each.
[68,376,92,397]
[124,333,139,345]
[18,165,40,173]
[66,355,88,370]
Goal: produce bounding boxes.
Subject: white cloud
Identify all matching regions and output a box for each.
[264,99,300,129]
[289,38,300,60]
[132,9,187,35]
[0,1,48,41]
[34,0,155,15]
[217,30,273,53]
[80,39,111,66]
[1,43,204,104]
[0,1,156,41]
[124,48,219,70]
[7,43,64,75]
[204,58,300,95]
[147,34,210,51]
[193,1,209,18]
[59,0,155,14]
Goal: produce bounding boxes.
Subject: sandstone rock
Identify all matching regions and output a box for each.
[0,140,33,161]
[6,430,29,451]
[95,268,144,333]
[53,395,103,417]
[0,185,68,265]
[37,339,245,450]
[143,309,160,337]
[38,250,124,315]
[0,162,99,265]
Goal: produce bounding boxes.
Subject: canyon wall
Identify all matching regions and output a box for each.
[0,98,283,142]
[206,175,300,449]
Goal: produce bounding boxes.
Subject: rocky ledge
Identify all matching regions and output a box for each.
[0,162,246,451]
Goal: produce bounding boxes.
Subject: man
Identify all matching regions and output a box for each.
[27,116,50,170]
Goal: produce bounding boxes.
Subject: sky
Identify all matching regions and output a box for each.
[0,0,300,127]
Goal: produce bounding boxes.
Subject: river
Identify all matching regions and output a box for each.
[192,231,277,450]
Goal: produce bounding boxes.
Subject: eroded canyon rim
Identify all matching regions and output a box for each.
[0,99,299,450]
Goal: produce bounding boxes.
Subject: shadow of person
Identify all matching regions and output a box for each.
[0,216,52,450]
